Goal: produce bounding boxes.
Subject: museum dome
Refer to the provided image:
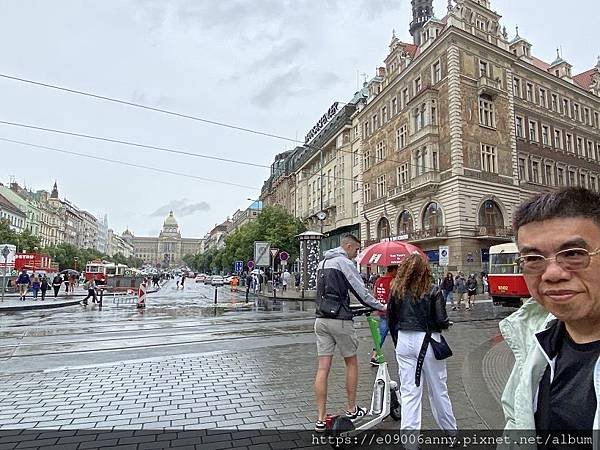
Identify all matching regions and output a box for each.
[163,211,178,228]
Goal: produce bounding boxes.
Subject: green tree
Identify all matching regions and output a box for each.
[16,229,41,253]
[0,219,18,246]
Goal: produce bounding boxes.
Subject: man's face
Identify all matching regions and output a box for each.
[343,240,361,260]
[517,217,600,324]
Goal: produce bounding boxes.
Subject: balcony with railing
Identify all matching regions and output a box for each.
[473,225,514,240]
[364,196,388,211]
[410,226,448,242]
[478,75,503,97]
[388,171,440,202]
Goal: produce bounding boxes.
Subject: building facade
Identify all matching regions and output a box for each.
[79,210,100,250]
[0,183,40,236]
[128,212,204,267]
[230,201,263,233]
[0,193,26,233]
[203,220,232,252]
[357,0,600,277]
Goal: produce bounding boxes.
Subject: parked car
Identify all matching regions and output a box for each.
[211,275,224,286]
[195,274,205,283]
[204,276,213,285]
[223,275,233,284]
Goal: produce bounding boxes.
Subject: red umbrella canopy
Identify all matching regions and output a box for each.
[357,241,427,266]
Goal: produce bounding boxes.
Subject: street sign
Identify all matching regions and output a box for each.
[439,245,449,266]
[1,246,9,258]
[247,260,255,271]
[270,248,279,258]
[234,260,243,273]
[0,244,16,269]
[254,241,270,267]
[279,251,289,262]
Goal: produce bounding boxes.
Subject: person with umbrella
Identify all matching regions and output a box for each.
[52,273,63,298]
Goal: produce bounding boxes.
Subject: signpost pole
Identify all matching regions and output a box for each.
[2,255,6,303]
[1,245,10,303]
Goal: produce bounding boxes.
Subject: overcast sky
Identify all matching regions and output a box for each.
[0,0,597,238]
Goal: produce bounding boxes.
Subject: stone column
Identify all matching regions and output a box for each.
[447,44,464,176]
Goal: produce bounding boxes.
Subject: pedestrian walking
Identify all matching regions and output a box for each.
[31,273,40,300]
[441,272,454,305]
[180,274,185,289]
[40,275,49,301]
[313,234,386,433]
[294,271,301,290]
[63,275,69,294]
[466,273,478,309]
[81,278,98,305]
[387,253,457,440]
[282,269,290,292]
[68,274,76,293]
[16,269,30,301]
[52,274,62,298]
[500,187,600,440]
[369,265,398,365]
[245,273,253,301]
[452,272,467,310]
[481,272,489,296]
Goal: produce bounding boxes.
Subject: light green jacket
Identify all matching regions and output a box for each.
[499,298,600,449]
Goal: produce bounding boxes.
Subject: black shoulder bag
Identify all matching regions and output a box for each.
[415,287,453,386]
[427,287,453,360]
[316,258,342,318]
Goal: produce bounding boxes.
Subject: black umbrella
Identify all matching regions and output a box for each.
[61,269,80,276]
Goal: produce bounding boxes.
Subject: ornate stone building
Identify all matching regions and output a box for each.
[358,0,600,276]
[127,212,204,267]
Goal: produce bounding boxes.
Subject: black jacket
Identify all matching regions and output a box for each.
[441,277,454,292]
[388,286,450,346]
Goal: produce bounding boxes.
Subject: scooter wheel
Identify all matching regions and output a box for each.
[390,389,402,421]
[331,416,355,434]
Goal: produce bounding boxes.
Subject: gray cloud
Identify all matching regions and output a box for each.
[251,66,307,108]
[149,198,210,217]
[250,38,306,70]
[359,0,402,20]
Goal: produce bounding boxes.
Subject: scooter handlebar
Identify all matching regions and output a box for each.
[349,305,374,317]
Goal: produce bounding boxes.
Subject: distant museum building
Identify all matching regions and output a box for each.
[124,211,204,267]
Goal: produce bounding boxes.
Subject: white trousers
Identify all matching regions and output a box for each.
[395,330,457,432]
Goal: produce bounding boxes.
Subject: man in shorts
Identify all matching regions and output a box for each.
[313,234,386,432]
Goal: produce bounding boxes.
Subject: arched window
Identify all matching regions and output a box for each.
[423,202,442,230]
[377,217,391,241]
[397,210,413,234]
[479,200,503,232]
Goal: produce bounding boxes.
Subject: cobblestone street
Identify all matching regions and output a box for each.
[0,281,516,448]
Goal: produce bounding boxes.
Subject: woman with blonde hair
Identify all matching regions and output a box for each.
[388,253,457,437]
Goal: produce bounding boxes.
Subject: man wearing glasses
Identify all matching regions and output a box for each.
[500,187,600,445]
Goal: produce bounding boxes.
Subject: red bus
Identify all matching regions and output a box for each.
[488,243,530,308]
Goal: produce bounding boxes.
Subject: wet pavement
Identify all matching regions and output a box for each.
[0,279,517,444]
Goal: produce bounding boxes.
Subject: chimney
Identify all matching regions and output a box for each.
[377,66,387,77]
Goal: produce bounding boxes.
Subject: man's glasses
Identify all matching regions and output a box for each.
[516,248,600,274]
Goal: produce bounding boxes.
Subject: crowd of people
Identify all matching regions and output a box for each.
[13,269,80,301]
[313,187,600,447]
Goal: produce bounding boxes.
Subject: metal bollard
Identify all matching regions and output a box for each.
[214,287,218,305]
[99,289,103,310]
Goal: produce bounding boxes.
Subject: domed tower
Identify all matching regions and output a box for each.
[409,0,434,46]
[161,211,180,236]
[159,211,181,267]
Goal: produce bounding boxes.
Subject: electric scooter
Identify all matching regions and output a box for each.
[327,305,401,435]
